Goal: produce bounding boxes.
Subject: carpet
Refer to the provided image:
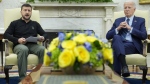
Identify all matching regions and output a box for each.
[0,71,30,78]
[124,78,150,84]
[127,73,150,80]
[0,70,31,84]
[124,73,150,84]
[0,77,20,84]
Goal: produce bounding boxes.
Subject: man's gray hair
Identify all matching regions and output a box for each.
[124,0,136,8]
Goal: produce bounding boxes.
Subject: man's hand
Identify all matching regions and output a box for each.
[18,37,26,44]
[38,36,45,42]
[117,21,131,31]
[117,22,126,31]
[125,23,132,30]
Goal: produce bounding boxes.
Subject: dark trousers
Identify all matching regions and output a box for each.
[13,43,45,80]
[112,35,139,75]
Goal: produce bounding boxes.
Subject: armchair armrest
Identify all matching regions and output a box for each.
[142,39,148,57]
[43,39,50,49]
[142,38,150,57]
[2,38,50,56]
[2,39,10,56]
[37,38,49,48]
[108,39,148,57]
[145,38,150,43]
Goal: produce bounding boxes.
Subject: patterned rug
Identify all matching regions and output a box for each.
[0,70,31,84]
[1,71,150,84]
[0,70,31,78]
[126,73,150,80]
[0,77,20,84]
[124,78,150,84]
[124,73,150,84]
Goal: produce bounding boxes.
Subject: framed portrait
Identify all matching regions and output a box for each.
[139,0,150,4]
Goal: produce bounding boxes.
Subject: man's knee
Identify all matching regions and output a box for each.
[113,35,122,40]
[14,44,29,53]
[112,35,123,43]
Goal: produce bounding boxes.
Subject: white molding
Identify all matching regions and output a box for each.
[20,0,26,4]
[0,28,4,34]
[147,29,150,34]
[20,1,118,7]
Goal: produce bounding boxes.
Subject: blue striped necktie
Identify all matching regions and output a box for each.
[126,18,130,25]
[120,18,130,39]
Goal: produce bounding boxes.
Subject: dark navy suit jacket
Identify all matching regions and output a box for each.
[106,16,147,54]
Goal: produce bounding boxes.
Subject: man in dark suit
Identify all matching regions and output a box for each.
[106,0,147,77]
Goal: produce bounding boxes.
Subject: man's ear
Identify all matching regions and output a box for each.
[134,8,136,11]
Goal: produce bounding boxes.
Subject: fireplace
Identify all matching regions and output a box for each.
[20,1,118,38]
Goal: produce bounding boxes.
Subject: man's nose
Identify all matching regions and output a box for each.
[126,7,130,10]
[26,10,30,13]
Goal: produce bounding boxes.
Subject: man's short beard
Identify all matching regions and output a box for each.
[22,16,31,20]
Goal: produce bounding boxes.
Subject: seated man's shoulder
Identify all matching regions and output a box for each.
[135,16,145,20]
[137,17,144,19]
[11,19,22,24]
[115,17,125,21]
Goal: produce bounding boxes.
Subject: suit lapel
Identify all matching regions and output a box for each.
[131,16,137,27]
[121,17,125,22]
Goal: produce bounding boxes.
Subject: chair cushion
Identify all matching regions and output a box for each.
[126,54,146,65]
[5,54,39,65]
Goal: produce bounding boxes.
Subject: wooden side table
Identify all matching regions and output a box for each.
[0,34,3,71]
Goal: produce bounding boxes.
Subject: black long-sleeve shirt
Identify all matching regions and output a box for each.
[4,18,47,47]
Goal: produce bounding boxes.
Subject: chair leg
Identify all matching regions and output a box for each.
[136,65,138,73]
[132,65,134,72]
[4,65,13,84]
[142,68,148,84]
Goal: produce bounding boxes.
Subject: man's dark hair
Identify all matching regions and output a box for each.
[21,4,32,10]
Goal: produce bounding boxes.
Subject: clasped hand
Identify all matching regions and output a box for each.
[117,21,131,31]
[18,37,26,44]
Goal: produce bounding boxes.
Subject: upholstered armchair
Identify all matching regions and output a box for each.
[3,8,43,84]
[113,10,149,83]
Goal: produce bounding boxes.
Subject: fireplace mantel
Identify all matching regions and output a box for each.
[20,0,118,38]
[21,1,118,7]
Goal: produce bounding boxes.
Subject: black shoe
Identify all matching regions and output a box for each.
[122,66,130,77]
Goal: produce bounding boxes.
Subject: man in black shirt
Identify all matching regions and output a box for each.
[4,4,47,80]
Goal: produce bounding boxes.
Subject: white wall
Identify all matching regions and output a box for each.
[0,0,21,29]
[113,0,150,11]
[0,0,150,29]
